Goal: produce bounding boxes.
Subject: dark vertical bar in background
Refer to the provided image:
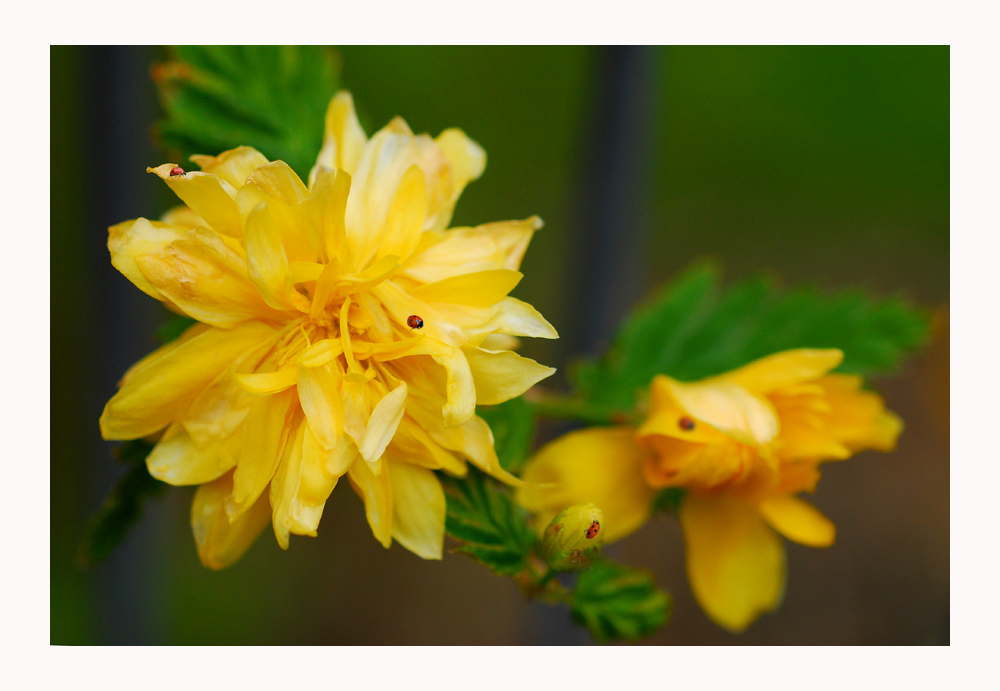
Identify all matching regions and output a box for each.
[565,46,661,357]
[81,45,164,644]
[526,46,662,644]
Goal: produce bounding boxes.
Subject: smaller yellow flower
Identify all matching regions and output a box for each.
[518,349,902,632]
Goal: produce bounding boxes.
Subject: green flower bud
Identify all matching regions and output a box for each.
[543,503,605,572]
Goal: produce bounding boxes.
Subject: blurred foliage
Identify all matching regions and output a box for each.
[439,467,535,576]
[572,262,930,415]
[156,313,197,343]
[154,45,340,180]
[478,398,535,474]
[570,559,671,643]
[76,440,165,569]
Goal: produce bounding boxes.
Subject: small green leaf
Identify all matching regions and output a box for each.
[76,440,166,569]
[570,559,671,643]
[156,313,197,344]
[154,45,340,180]
[439,467,535,576]
[652,487,685,515]
[477,397,536,473]
[573,262,930,413]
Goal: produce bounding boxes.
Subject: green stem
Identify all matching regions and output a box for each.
[525,393,632,426]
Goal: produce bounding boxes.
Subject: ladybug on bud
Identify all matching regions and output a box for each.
[543,503,605,573]
[407,315,424,330]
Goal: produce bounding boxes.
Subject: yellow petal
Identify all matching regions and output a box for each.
[108,218,186,301]
[472,297,559,341]
[758,495,836,547]
[147,164,242,237]
[100,321,276,440]
[411,269,523,307]
[463,347,555,405]
[228,390,296,520]
[238,163,320,264]
[310,91,367,182]
[717,349,843,393]
[815,374,904,453]
[679,494,786,632]
[190,146,269,189]
[431,349,476,426]
[297,363,345,450]
[360,382,408,463]
[243,201,296,311]
[234,367,298,395]
[387,417,467,475]
[401,217,541,283]
[136,227,285,328]
[435,128,486,192]
[661,376,780,446]
[388,459,445,559]
[191,470,271,570]
[270,421,307,549]
[517,427,656,543]
[348,454,393,548]
[379,164,428,261]
[146,423,239,485]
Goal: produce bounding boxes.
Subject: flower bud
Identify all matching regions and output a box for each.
[543,503,605,572]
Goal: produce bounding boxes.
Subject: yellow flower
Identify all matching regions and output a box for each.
[101,92,557,568]
[517,349,901,632]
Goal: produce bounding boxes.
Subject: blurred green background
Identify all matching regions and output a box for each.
[51,46,948,644]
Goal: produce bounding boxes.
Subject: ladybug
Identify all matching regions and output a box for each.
[169,166,185,176]
[407,315,424,330]
[678,416,696,431]
[585,520,600,539]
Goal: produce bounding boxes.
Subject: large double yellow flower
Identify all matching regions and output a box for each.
[518,349,900,632]
[101,92,556,568]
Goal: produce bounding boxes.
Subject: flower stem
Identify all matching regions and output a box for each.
[524,391,632,426]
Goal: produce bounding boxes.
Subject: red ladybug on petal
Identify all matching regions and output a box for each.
[169,166,185,176]
[407,315,424,330]
[585,521,600,539]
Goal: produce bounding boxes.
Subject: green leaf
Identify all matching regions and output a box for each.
[154,45,340,180]
[76,440,166,569]
[439,466,535,576]
[477,397,536,474]
[156,313,197,344]
[652,487,685,515]
[570,559,671,642]
[573,262,930,413]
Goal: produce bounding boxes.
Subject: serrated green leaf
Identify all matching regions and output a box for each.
[573,262,930,413]
[439,467,535,576]
[477,397,536,473]
[570,559,671,642]
[76,440,166,569]
[154,45,340,180]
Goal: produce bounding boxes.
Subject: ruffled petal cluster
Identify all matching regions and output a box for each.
[517,349,901,632]
[102,92,557,567]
